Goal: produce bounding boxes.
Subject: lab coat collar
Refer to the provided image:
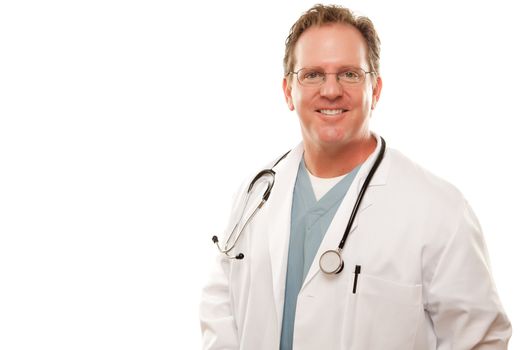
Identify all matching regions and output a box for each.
[266,142,303,334]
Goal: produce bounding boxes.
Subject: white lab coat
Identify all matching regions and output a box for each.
[200,139,512,349]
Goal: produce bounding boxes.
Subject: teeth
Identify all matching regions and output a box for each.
[319,109,344,115]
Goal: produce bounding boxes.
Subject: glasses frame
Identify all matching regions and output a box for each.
[287,67,376,86]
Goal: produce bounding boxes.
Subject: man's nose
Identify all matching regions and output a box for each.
[319,74,343,99]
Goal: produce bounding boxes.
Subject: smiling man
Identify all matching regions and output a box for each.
[283,21,380,178]
[200,4,511,349]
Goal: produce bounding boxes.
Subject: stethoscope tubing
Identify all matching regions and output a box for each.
[212,138,386,270]
[337,136,386,250]
[212,150,290,259]
[319,137,386,274]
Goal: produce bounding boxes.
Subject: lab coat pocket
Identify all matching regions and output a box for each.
[352,274,423,350]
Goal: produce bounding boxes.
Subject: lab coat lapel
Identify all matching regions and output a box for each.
[266,143,303,330]
[301,142,391,289]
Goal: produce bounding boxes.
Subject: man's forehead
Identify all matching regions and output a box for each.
[294,23,368,68]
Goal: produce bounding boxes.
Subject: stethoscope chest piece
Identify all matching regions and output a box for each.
[319,249,344,274]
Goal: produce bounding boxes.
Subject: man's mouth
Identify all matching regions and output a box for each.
[317,109,348,115]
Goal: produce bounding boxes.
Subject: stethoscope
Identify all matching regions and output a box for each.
[212,137,386,275]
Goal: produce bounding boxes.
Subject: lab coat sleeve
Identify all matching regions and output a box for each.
[199,254,239,350]
[199,183,247,350]
[426,201,512,349]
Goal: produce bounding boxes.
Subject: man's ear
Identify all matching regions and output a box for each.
[371,75,382,110]
[282,77,294,111]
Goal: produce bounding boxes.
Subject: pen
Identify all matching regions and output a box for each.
[352,265,361,294]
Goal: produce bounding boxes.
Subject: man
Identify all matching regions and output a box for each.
[200,4,511,349]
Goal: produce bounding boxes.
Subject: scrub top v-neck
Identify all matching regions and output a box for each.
[279,157,360,350]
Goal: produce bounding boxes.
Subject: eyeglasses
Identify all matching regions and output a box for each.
[288,67,375,86]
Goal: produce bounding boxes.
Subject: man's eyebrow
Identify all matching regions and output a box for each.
[299,65,362,71]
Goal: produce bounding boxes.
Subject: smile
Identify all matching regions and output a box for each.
[317,109,348,115]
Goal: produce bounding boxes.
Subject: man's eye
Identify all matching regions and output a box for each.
[342,70,359,79]
[303,71,323,79]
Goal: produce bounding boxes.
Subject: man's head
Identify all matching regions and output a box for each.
[284,4,381,85]
[282,4,382,152]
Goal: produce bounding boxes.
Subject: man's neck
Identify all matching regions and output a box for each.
[303,136,377,178]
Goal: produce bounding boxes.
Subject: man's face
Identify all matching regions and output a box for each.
[283,23,382,151]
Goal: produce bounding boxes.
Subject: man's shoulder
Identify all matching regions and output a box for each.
[264,142,302,169]
[236,143,301,191]
[385,147,466,207]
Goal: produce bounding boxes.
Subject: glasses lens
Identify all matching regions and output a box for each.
[338,68,364,83]
[298,69,324,85]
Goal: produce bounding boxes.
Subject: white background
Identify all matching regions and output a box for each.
[1,0,523,349]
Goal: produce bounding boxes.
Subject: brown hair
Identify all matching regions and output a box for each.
[284,4,381,78]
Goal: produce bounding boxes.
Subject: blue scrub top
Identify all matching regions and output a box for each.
[279,157,360,350]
